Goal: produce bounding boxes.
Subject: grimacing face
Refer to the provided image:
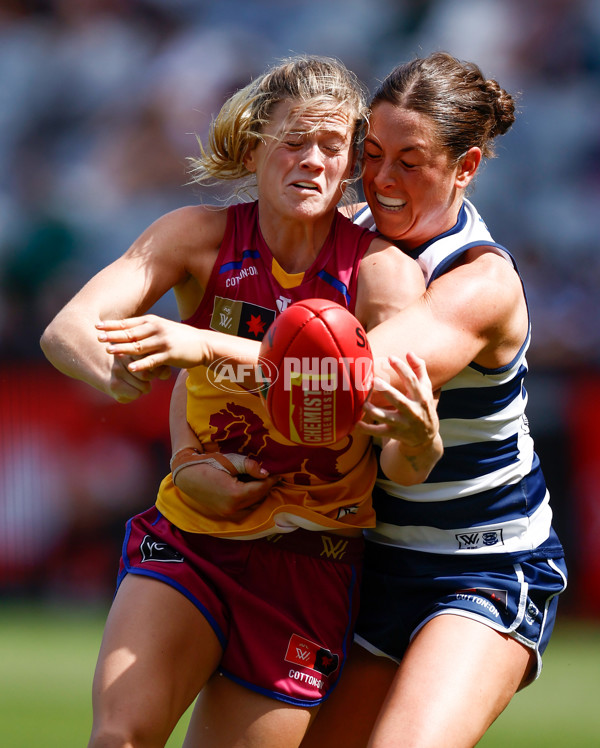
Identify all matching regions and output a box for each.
[362,102,465,249]
[244,99,355,223]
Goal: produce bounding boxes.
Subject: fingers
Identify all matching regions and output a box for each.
[97,318,156,350]
[129,362,172,380]
[359,400,402,435]
[109,355,152,402]
[173,460,279,518]
[388,354,423,393]
[127,354,165,373]
[107,353,171,403]
[97,316,155,334]
[375,353,434,406]
[113,349,165,376]
[360,352,439,447]
[355,418,392,436]
[96,316,205,372]
[97,316,164,349]
[131,363,172,381]
[362,399,397,423]
[242,457,271,480]
[404,350,426,376]
[237,474,280,506]
[96,317,172,371]
[371,374,411,413]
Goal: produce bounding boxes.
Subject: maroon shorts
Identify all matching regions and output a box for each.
[118,506,364,706]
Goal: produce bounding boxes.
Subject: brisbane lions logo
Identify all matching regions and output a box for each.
[209,401,353,483]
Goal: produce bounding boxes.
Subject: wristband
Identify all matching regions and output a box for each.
[170,446,204,473]
[170,448,249,486]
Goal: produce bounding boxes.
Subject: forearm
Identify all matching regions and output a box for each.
[41,308,169,403]
[379,432,443,486]
[193,329,262,368]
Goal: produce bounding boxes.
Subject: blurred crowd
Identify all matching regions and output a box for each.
[1,0,599,608]
[0,0,599,368]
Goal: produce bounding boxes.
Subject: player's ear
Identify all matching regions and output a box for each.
[455,146,481,189]
[243,146,258,173]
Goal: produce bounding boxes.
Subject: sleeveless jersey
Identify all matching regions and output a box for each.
[156,201,379,539]
[353,199,563,561]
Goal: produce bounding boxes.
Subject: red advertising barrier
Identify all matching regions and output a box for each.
[567,373,600,617]
[0,361,174,595]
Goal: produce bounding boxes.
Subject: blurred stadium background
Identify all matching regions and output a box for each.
[1,0,599,745]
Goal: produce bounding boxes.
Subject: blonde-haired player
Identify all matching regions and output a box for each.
[41,55,440,748]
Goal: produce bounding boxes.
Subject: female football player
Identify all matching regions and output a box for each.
[302,51,568,748]
[90,52,567,748]
[41,55,441,748]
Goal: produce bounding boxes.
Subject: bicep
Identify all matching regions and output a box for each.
[368,299,483,390]
[367,254,523,390]
[52,206,221,323]
[68,253,180,322]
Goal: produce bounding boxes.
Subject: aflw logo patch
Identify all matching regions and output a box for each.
[285,633,339,676]
[456,529,504,550]
[140,535,184,563]
[210,296,276,340]
[320,536,348,560]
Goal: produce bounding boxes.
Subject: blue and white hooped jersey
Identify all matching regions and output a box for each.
[354,200,562,560]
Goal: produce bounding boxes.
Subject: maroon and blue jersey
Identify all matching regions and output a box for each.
[156,201,380,538]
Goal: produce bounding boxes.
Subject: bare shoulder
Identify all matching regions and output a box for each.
[149,205,230,317]
[362,236,423,288]
[176,204,229,239]
[132,205,228,256]
[356,237,425,330]
[126,205,228,282]
[366,245,528,387]
[434,246,523,315]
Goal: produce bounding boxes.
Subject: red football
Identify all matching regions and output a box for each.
[258,299,374,446]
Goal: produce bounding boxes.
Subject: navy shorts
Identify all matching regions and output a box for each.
[354,542,567,683]
[118,506,364,706]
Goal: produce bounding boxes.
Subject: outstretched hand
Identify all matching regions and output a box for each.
[97,315,210,372]
[358,352,439,449]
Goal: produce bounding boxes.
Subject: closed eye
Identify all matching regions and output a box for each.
[364,150,417,169]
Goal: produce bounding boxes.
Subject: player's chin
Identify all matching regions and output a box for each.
[373,212,406,240]
[290,193,333,213]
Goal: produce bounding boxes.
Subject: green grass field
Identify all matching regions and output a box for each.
[1,602,598,747]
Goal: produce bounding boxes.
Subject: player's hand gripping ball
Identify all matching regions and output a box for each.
[258,299,374,446]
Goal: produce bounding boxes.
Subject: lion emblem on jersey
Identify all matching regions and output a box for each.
[208,401,353,483]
